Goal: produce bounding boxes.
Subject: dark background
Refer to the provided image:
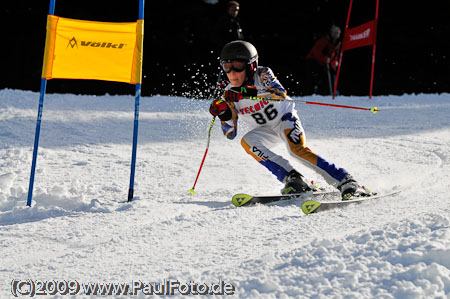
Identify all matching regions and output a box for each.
[1,0,449,97]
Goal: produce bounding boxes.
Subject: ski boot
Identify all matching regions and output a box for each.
[337,174,363,200]
[281,170,312,195]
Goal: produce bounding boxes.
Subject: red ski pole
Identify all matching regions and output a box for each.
[190,116,216,194]
[248,96,378,113]
[190,70,224,194]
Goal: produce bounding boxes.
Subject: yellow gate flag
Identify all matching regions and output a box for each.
[42,15,143,84]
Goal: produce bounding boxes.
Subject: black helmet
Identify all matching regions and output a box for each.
[220,40,258,72]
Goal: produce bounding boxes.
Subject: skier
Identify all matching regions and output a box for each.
[209,40,362,200]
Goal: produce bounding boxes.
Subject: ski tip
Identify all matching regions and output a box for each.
[232,194,253,207]
[301,200,321,215]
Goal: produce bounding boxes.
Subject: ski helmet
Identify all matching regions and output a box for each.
[220,40,258,73]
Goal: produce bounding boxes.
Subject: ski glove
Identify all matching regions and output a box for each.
[223,86,258,102]
[209,99,232,121]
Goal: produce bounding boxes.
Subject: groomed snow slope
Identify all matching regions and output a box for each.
[1,89,449,298]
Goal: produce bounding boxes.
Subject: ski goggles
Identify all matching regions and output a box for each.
[221,60,246,73]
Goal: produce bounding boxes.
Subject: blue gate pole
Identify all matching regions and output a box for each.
[27,0,56,207]
[128,0,145,202]
[27,79,47,206]
[128,85,141,202]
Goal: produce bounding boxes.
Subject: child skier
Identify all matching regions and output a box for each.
[209,40,362,199]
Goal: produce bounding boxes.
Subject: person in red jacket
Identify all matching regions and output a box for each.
[305,25,342,95]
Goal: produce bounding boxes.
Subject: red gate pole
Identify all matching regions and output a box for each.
[369,0,379,99]
[333,0,354,99]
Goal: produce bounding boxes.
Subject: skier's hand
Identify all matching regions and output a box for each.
[223,89,243,102]
[209,99,232,121]
[223,86,258,102]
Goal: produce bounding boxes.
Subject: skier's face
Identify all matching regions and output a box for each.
[226,68,246,87]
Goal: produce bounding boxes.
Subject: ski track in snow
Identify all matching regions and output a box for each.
[1,89,450,298]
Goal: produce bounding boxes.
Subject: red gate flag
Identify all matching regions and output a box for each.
[342,20,377,51]
[333,0,379,99]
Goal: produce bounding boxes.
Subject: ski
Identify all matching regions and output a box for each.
[301,190,402,214]
[232,190,338,207]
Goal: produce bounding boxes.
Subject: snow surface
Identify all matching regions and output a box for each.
[1,89,450,298]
